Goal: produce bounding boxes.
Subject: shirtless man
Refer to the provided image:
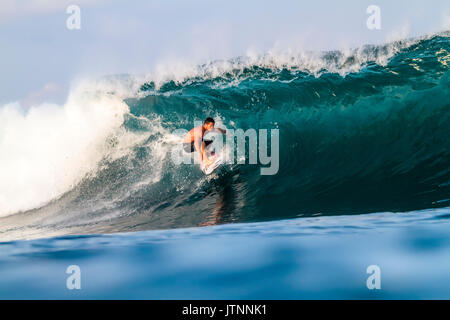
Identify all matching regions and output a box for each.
[183,117,226,166]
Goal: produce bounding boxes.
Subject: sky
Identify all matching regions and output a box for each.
[0,0,449,105]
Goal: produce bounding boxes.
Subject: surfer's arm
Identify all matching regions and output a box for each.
[216,128,226,134]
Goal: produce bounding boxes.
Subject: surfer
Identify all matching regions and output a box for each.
[183,117,226,166]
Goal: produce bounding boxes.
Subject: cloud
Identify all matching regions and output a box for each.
[19,82,65,109]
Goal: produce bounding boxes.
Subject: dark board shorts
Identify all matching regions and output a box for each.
[183,140,213,153]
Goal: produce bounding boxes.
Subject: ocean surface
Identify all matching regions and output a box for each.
[0,32,449,299]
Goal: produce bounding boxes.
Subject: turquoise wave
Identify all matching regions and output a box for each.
[1,33,449,239]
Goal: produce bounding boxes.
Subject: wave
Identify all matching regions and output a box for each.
[0,32,449,239]
[0,83,133,217]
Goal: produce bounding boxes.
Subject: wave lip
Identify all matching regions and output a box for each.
[137,31,449,93]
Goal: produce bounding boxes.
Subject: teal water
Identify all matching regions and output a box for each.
[1,208,449,299]
[0,33,449,298]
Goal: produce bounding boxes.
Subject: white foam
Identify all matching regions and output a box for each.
[0,83,129,217]
[70,35,437,101]
[137,35,425,92]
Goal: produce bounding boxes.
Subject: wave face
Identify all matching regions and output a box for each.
[0,33,449,240]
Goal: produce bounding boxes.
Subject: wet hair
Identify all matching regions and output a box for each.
[204,117,215,125]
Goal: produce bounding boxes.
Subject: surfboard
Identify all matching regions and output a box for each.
[201,155,224,175]
[200,133,225,175]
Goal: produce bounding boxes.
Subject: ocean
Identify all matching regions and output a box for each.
[0,32,449,299]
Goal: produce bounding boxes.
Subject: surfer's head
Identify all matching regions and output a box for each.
[203,117,215,131]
